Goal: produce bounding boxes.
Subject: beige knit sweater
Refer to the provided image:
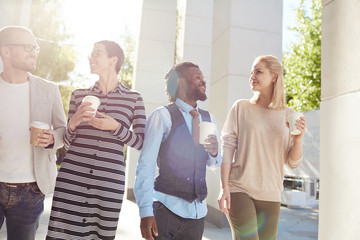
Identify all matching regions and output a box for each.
[221,99,302,202]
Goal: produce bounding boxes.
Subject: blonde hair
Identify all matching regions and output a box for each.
[250,55,286,110]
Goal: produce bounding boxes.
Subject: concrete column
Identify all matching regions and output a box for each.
[175,0,214,110]
[210,0,283,227]
[176,0,223,226]
[319,0,360,239]
[126,0,177,199]
[0,0,32,27]
[211,0,283,128]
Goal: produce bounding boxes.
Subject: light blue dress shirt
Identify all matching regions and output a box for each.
[134,99,222,219]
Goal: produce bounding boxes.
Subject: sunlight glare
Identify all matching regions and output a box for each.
[62,0,142,84]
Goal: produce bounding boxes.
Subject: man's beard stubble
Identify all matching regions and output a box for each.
[187,87,207,102]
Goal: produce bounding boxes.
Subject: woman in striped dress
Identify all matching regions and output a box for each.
[46,40,146,239]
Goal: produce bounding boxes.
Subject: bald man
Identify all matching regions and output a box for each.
[0,25,66,240]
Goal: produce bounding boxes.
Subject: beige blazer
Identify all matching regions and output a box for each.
[29,73,67,195]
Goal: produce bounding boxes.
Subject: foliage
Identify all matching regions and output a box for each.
[58,84,76,118]
[29,0,76,83]
[283,0,322,112]
[29,0,77,120]
[118,28,135,88]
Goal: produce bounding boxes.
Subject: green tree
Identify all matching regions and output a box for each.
[283,0,321,112]
[58,84,75,118]
[29,0,77,117]
[118,29,136,89]
[29,0,76,83]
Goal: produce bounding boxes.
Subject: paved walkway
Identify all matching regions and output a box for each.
[0,195,318,239]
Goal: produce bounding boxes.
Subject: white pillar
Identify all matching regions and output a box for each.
[176,0,223,226]
[126,0,177,199]
[210,0,283,226]
[211,0,283,128]
[319,0,360,239]
[175,0,214,110]
[0,0,32,27]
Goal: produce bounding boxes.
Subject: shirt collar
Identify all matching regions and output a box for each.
[175,98,199,114]
[85,81,125,95]
[27,72,34,81]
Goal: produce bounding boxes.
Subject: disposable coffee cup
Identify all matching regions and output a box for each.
[82,96,100,116]
[287,112,304,135]
[199,122,217,144]
[30,121,50,146]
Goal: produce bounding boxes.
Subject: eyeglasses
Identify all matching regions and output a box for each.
[88,50,107,58]
[5,44,40,53]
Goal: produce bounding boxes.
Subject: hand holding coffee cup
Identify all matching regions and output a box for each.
[287,112,304,135]
[199,122,218,155]
[69,96,100,132]
[30,121,51,146]
[82,96,100,116]
[199,122,217,144]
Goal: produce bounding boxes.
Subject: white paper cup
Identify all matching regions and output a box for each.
[287,112,304,135]
[30,121,50,145]
[82,96,100,116]
[199,122,217,144]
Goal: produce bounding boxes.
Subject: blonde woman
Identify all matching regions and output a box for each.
[218,55,306,240]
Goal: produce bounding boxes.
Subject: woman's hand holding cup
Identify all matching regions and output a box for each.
[69,101,96,131]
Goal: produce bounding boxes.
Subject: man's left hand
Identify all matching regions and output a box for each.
[202,134,218,156]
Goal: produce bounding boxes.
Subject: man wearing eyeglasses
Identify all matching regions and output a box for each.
[0,25,67,240]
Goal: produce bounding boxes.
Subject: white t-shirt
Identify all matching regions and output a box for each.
[0,76,35,183]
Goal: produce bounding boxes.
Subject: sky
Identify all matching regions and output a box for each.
[282,0,299,51]
[62,0,303,84]
[62,0,142,83]
[63,0,142,51]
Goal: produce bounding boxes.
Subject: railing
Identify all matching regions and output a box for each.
[283,176,319,198]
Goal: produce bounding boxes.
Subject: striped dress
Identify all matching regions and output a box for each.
[47,82,146,240]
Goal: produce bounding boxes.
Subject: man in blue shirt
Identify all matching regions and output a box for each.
[134,62,222,240]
